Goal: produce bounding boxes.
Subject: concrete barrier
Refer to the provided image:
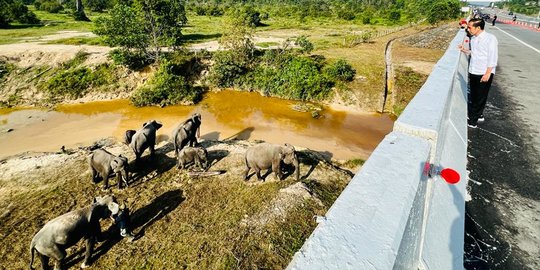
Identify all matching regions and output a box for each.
[287,30,468,270]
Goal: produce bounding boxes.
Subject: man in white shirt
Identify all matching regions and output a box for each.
[458,18,498,128]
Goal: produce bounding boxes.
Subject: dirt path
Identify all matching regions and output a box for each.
[0,31,288,68]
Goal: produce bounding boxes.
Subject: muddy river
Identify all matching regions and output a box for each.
[0,91,393,160]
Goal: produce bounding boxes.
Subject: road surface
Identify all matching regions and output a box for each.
[464,19,540,269]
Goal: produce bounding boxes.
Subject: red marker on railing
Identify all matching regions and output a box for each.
[440,168,460,184]
[423,163,460,184]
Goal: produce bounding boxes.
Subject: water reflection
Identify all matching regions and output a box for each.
[0,91,393,160]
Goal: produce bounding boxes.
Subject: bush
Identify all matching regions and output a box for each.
[387,10,401,22]
[45,64,115,99]
[35,0,64,13]
[194,4,224,16]
[0,60,14,81]
[131,61,201,107]
[109,49,152,70]
[295,36,313,54]
[46,68,93,99]
[252,55,332,101]
[336,8,355,20]
[209,50,249,88]
[62,50,90,69]
[324,59,356,82]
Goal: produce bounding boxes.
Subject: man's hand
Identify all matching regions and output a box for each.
[458,44,469,54]
[481,73,491,83]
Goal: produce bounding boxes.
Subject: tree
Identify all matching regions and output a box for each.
[94,0,187,62]
[426,0,460,24]
[73,0,90,21]
[0,0,40,28]
[84,0,110,12]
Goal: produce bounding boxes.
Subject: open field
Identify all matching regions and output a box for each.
[0,8,458,112]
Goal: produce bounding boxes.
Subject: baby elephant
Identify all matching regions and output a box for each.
[88,148,129,190]
[177,146,208,170]
[29,195,120,270]
[244,143,300,181]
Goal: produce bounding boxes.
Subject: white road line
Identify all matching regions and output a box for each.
[495,26,540,54]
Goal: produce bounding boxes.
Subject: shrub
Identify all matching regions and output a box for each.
[0,60,14,81]
[131,61,201,107]
[388,10,401,23]
[324,59,356,82]
[109,49,152,70]
[193,4,224,16]
[295,35,313,54]
[46,68,93,99]
[253,56,332,101]
[336,8,355,20]
[62,50,90,69]
[45,64,115,99]
[209,50,249,88]
[35,0,64,13]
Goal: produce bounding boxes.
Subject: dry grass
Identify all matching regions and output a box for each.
[0,139,351,269]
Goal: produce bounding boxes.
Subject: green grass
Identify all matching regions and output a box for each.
[393,65,428,116]
[45,36,104,45]
[342,158,366,168]
[255,41,280,48]
[0,6,102,44]
[0,141,350,269]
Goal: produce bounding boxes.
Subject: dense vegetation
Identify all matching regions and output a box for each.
[187,0,461,25]
[0,0,40,27]
[41,51,116,101]
[504,0,540,16]
[1,0,461,108]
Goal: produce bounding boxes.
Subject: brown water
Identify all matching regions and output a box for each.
[0,91,393,160]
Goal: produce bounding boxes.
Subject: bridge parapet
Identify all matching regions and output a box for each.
[288,30,469,270]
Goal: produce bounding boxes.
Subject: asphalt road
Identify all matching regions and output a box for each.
[464,20,540,269]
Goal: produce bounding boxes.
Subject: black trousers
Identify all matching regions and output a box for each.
[468,73,494,124]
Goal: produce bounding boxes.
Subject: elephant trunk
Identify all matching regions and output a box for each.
[29,240,35,270]
[121,170,129,186]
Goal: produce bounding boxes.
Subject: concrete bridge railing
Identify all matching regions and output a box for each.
[287,30,469,270]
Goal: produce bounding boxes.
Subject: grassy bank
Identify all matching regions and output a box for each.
[0,139,353,269]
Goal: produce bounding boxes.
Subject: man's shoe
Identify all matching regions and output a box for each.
[467,123,477,128]
[478,115,485,122]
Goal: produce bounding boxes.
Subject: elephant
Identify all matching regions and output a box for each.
[172,113,201,161]
[126,120,163,164]
[177,146,208,170]
[244,143,300,182]
[124,130,136,145]
[29,195,120,270]
[88,148,129,190]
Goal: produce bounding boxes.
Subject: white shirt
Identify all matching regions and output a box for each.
[469,31,498,75]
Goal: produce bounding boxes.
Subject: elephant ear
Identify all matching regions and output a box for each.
[198,148,207,159]
[284,143,295,152]
[108,201,120,216]
[111,159,120,170]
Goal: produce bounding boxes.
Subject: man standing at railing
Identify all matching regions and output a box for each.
[458,18,498,128]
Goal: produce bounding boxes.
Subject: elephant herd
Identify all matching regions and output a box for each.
[29,113,301,270]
